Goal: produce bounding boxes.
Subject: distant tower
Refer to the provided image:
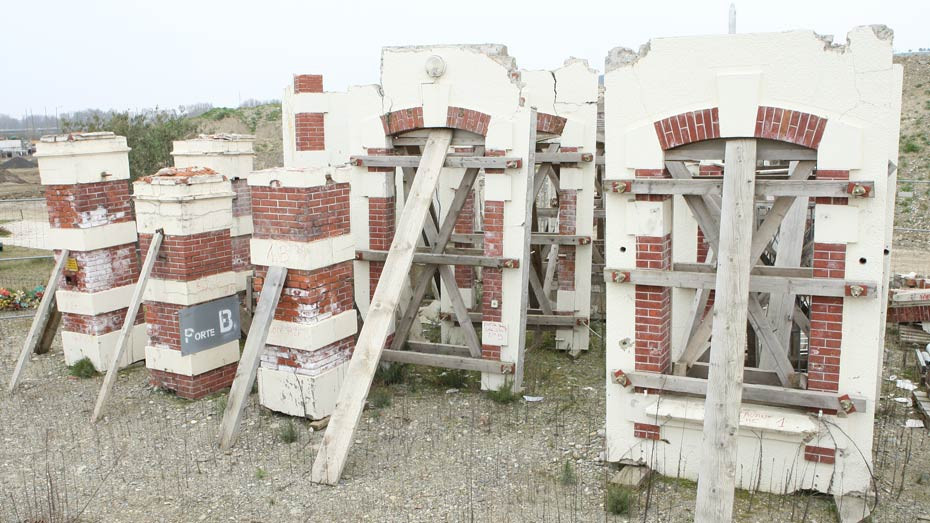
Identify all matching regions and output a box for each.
[729,3,737,34]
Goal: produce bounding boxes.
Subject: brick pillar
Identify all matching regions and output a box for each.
[249,167,356,419]
[453,190,476,306]
[808,170,849,393]
[633,169,672,375]
[134,167,239,399]
[36,132,145,371]
[171,134,255,293]
[481,199,505,361]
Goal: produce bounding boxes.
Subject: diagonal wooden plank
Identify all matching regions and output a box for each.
[9,249,69,393]
[746,296,794,385]
[760,186,808,371]
[92,231,164,422]
[390,167,481,352]
[528,266,553,315]
[419,197,482,359]
[749,161,815,265]
[311,129,453,485]
[35,302,61,355]
[217,265,288,449]
[512,109,539,390]
[696,139,757,522]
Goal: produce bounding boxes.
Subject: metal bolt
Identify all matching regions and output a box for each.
[848,284,865,297]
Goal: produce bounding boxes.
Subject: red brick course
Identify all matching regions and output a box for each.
[62,308,143,336]
[253,262,354,324]
[482,200,505,360]
[58,243,139,293]
[295,113,325,151]
[654,108,720,150]
[294,74,323,94]
[251,183,351,242]
[804,445,836,464]
[380,106,491,136]
[139,230,232,282]
[755,107,827,150]
[558,190,577,292]
[635,234,672,374]
[454,192,475,291]
[149,363,237,400]
[45,180,135,229]
[634,422,661,440]
[808,243,846,392]
[536,112,567,135]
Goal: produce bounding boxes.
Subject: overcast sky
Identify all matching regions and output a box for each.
[2,0,928,117]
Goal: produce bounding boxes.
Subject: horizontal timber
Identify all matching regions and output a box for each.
[351,155,522,169]
[356,250,518,268]
[381,349,514,374]
[603,179,873,198]
[663,139,817,161]
[604,268,877,298]
[625,371,867,412]
[452,233,591,246]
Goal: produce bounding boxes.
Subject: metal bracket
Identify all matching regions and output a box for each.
[607,180,632,194]
[612,369,632,388]
[838,394,857,415]
[845,284,867,297]
[846,182,872,198]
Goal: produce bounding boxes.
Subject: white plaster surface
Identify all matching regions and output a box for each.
[56,284,135,315]
[257,363,348,419]
[250,235,354,272]
[265,310,358,352]
[48,221,137,251]
[145,340,240,376]
[143,271,239,306]
[36,133,131,185]
[61,323,147,371]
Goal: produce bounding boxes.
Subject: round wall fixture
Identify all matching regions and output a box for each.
[425,55,446,78]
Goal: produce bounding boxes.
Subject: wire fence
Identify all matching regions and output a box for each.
[0,197,53,293]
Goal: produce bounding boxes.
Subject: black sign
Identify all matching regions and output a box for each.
[179,295,241,355]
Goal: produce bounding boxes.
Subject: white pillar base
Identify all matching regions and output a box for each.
[257,362,348,419]
[61,323,147,371]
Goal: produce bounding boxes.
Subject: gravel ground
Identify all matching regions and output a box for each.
[2,315,929,523]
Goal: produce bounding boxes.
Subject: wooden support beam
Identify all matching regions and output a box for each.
[745,296,794,386]
[512,109,539,390]
[528,266,554,315]
[604,268,875,298]
[389,167,481,353]
[686,362,782,387]
[405,341,472,357]
[749,161,815,265]
[535,151,595,164]
[663,138,817,161]
[355,249,518,268]
[92,231,164,422]
[451,232,590,246]
[696,138,756,522]
[761,178,808,372]
[218,265,287,449]
[9,249,69,394]
[391,129,484,147]
[351,155,522,170]
[444,311,580,327]
[603,178,869,199]
[624,371,867,412]
[311,129,453,486]
[381,349,514,374]
[35,303,61,355]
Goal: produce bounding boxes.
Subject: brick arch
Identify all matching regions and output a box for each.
[381,106,492,136]
[653,106,828,151]
[754,106,827,150]
[536,112,567,135]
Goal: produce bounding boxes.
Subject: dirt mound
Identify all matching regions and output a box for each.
[0,156,37,170]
